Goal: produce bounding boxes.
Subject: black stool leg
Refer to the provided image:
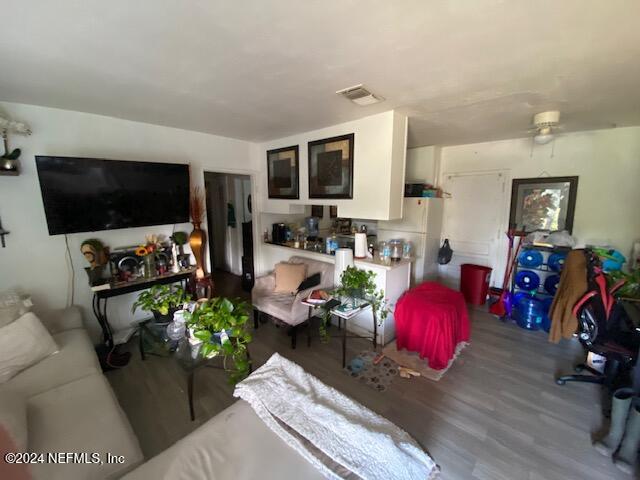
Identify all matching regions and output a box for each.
[253,309,260,329]
[291,325,298,349]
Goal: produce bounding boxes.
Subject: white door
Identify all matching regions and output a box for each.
[439,171,509,289]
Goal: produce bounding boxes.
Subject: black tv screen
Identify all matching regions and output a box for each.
[35,156,190,235]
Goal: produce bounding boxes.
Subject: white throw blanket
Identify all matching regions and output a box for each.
[234,353,440,480]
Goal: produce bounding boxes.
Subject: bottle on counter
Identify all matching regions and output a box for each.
[382,242,392,265]
[330,233,338,254]
[402,241,413,259]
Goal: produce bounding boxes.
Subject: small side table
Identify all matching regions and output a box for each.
[301,299,333,348]
[138,320,252,421]
[302,298,378,368]
[331,303,377,368]
[194,275,215,300]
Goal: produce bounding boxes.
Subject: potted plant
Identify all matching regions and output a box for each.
[185,297,252,384]
[132,284,191,323]
[608,269,640,300]
[319,266,388,341]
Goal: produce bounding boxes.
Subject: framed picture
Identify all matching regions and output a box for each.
[308,133,354,199]
[329,205,338,218]
[509,176,579,233]
[267,145,299,199]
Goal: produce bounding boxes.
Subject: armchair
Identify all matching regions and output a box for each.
[252,256,334,348]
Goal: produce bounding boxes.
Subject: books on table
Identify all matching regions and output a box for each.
[305,289,330,304]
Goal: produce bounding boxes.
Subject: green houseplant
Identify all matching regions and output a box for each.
[132,284,191,322]
[319,266,388,341]
[185,297,252,384]
[607,269,640,300]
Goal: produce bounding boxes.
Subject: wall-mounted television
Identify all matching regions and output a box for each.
[35,156,190,235]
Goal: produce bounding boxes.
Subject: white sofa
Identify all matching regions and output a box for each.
[0,306,143,480]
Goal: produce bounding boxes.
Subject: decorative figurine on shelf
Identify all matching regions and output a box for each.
[189,186,207,279]
[81,239,109,286]
[0,115,31,176]
[171,231,191,270]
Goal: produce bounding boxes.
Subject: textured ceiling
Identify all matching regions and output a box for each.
[1,0,639,147]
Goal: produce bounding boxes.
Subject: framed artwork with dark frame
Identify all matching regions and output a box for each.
[267,145,299,199]
[509,176,579,233]
[311,205,324,218]
[308,133,354,199]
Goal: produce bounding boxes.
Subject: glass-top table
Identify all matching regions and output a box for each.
[137,319,252,420]
[301,296,378,368]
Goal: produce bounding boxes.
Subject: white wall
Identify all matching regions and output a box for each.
[406,145,437,184]
[440,127,640,277]
[0,102,255,341]
[258,110,407,220]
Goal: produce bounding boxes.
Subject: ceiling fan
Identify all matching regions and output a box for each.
[528,110,562,145]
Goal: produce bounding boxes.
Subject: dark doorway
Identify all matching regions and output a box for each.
[204,172,254,291]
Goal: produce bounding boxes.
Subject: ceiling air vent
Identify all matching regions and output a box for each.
[336,84,384,106]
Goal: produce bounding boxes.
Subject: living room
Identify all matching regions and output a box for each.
[1,2,640,479]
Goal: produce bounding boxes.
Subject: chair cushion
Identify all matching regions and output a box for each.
[1,328,100,398]
[0,313,59,384]
[274,262,307,294]
[253,292,297,324]
[27,373,143,480]
[0,390,28,451]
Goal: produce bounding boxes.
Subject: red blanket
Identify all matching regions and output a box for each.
[394,282,470,370]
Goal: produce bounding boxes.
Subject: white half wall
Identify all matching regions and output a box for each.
[439,127,640,283]
[258,110,407,220]
[0,102,255,341]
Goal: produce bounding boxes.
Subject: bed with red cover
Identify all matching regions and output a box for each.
[394,282,470,370]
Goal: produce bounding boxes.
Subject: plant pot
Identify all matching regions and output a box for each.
[152,307,179,324]
[189,223,207,279]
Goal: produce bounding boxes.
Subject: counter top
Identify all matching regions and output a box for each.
[263,242,413,271]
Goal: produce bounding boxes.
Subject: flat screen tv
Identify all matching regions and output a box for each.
[35,156,190,235]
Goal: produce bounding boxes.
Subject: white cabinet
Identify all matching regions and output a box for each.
[346,259,411,345]
[258,110,407,221]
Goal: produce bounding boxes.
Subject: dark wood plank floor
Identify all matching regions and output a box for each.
[107,272,629,479]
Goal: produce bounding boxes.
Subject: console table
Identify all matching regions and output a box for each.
[92,267,197,369]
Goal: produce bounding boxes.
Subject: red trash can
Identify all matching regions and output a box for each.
[460,264,492,305]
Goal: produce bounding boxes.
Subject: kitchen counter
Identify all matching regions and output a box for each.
[261,241,412,344]
[263,241,413,271]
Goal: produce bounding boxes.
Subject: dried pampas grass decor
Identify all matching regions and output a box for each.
[190,186,205,226]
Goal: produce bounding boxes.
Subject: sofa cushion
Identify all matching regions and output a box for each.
[0,313,59,384]
[274,262,307,294]
[0,390,28,451]
[27,373,143,480]
[1,328,100,398]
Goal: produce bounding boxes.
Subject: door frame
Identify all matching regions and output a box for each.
[440,168,511,288]
[202,168,259,278]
